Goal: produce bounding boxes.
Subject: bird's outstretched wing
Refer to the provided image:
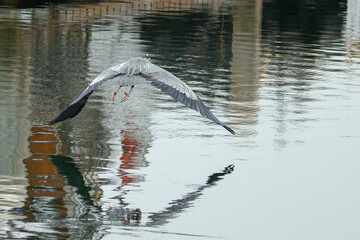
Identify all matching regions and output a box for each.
[49,66,125,125]
[49,58,147,125]
[142,63,236,135]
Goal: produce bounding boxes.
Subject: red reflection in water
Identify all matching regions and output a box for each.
[119,128,141,186]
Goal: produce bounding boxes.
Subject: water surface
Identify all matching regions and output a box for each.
[0,0,360,239]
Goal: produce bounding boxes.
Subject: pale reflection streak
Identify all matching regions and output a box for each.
[0,8,32,177]
[230,0,262,139]
[260,1,347,149]
[345,0,360,58]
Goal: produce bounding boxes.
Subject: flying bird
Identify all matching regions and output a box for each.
[49,56,235,135]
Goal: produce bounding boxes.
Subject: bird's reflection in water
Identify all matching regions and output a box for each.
[50,155,97,209]
[146,164,235,227]
[51,154,234,227]
[18,124,234,237]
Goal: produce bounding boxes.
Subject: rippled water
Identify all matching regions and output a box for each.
[0,0,360,239]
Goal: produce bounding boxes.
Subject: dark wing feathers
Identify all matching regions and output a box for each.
[150,79,235,135]
[49,91,93,125]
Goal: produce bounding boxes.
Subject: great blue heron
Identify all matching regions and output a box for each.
[49,56,235,135]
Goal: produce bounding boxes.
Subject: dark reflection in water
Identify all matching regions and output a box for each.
[51,155,96,208]
[138,12,233,77]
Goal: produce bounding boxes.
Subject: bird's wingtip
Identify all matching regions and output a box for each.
[48,91,94,126]
[48,119,58,125]
[223,125,236,135]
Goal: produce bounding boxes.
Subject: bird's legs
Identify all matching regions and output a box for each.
[121,85,134,102]
[111,85,122,102]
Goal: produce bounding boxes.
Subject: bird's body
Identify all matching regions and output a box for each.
[50,56,235,135]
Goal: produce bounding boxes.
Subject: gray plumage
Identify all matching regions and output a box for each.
[49,56,235,135]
